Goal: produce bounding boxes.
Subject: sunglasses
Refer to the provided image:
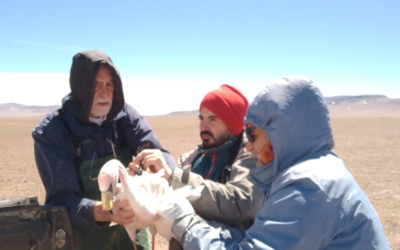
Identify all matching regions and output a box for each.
[245,127,256,143]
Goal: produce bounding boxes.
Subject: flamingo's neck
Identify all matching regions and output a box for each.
[117,163,129,186]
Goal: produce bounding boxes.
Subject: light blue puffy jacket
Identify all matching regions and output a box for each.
[177,76,389,250]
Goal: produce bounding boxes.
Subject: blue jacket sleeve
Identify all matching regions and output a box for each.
[180,183,335,250]
[124,104,177,169]
[33,118,107,229]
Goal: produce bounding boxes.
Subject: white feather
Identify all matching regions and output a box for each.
[99,159,203,242]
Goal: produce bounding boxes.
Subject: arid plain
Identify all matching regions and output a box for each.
[0,116,399,249]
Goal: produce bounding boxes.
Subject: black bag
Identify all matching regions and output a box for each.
[0,197,73,250]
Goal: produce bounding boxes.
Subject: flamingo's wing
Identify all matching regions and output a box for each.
[153,218,173,241]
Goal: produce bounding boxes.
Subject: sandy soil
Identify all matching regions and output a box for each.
[0,116,399,249]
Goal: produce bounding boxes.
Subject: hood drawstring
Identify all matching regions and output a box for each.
[204,149,217,180]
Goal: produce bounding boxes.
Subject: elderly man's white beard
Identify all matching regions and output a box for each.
[94,97,112,104]
[90,97,112,120]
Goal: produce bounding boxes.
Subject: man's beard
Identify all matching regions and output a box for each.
[200,130,233,149]
[91,97,112,117]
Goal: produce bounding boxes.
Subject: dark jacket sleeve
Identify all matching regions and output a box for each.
[123,104,177,169]
[32,115,106,229]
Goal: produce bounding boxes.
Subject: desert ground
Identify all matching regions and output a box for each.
[0,116,399,249]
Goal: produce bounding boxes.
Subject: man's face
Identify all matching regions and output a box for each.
[245,123,270,164]
[89,65,115,118]
[199,107,233,149]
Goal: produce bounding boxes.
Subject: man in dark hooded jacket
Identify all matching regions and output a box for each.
[32,50,176,250]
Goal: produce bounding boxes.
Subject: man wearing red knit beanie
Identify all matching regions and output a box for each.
[168,84,264,250]
[198,84,249,148]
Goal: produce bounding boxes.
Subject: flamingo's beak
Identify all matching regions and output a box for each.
[101,184,114,214]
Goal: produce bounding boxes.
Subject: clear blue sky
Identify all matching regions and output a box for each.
[1,0,399,114]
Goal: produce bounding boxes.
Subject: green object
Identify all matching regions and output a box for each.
[73,150,150,250]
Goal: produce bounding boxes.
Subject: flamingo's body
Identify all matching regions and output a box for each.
[98,159,201,248]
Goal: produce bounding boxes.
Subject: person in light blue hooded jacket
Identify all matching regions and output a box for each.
[156,75,389,250]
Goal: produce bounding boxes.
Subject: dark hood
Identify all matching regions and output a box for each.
[69,50,125,124]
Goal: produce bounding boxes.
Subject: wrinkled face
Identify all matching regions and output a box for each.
[199,107,233,149]
[245,123,270,161]
[89,65,115,118]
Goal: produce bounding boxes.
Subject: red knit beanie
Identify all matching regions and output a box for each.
[199,84,249,136]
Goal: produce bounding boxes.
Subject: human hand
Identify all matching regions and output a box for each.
[126,159,140,176]
[109,198,135,225]
[128,149,171,179]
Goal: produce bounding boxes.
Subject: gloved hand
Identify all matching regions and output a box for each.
[157,191,199,242]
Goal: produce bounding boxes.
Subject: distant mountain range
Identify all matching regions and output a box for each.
[165,110,199,116]
[166,95,400,118]
[325,95,400,118]
[1,95,399,118]
[0,103,61,117]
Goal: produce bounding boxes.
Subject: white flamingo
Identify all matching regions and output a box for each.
[98,159,202,250]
